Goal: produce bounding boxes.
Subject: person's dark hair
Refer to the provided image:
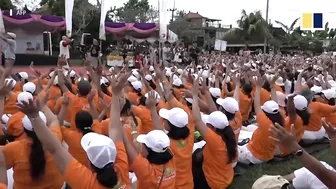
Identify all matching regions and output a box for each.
[280,85,285,92]
[262,81,271,92]
[101,84,109,95]
[328,98,335,106]
[185,100,192,109]
[264,111,284,126]
[145,145,173,165]
[214,127,237,163]
[166,121,190,140]
[0,135,7,145]
[121,99,131,116]
[91,162,118,187]
[148,80,156,89]
[242,83,253,98]
[174,85,185,89]
[75,111,93,135]
[77,80,92,96]
[220,107,235,121]
[24,128,46,180]
[227,82,233,92]
[139,96,146,106]
[296,109,310,125]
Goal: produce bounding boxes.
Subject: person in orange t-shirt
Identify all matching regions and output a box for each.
[0,145,7,189]
[4,92,18,115]
[319,89,336,126]
[239,83,253,124]
[3,111,26,141]
[2,112,64,189]
[127,80,143,105]
[126,130,176,189]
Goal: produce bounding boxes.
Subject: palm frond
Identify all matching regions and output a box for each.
[289,18,300,30]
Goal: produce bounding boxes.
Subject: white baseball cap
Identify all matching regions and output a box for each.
[18,72,29,80]
[144,91,160,103]
[77,77,88,82]
[310,86,323,94]
[5,78,16,90]
[159,107,188,128]
[172,78,182,86]
[131,81,142,91]
[276,91,286,107]
[252,175,289,189]
[293,95,308,110]
[69,70,76,77]
[145,74,153,81]
[322,89,336,100]
[127,75,138,83]
[53,76,59,85]
[132,70,141,79]
[22,111,47,131]
[23,82,36,94]
[216,97,239,114]
[261,100,279,114]
[185,98,193,103]
[100,77,109,85]
[201,111,229,129]
[136,130,170,153]
[81,132,117,169]
[1,114,11,124]
[275,77,285,86]
[177,69,183,75]
[17,92,33,104]
[209,87,221,98]
[149,66,154,72]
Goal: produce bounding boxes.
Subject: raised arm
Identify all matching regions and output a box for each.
[253,74,264,114]
[191,77,208,136]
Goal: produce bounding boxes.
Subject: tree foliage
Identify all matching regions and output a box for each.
[113,0,158,22]
[0,0,14,10]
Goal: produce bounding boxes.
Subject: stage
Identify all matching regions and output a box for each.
[14,54,59,66]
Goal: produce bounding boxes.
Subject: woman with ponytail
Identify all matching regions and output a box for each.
[2,111,64,189]
[191,78,237,189]
[60,110,95,167]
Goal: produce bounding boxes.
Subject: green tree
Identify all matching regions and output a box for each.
[275,18,300,45]
[115,0,158,22]
[0,0,14,10]
[224,10,271,47]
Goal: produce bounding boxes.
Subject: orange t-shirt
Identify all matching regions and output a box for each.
[64,142,130,189]
[325,112,336,127]
[4,92,19,114]
[13,82,22,93]
[260,88,271,106]
[127,92,141,105]
[60,126,89,167]
[306,102,334,131]
[279,116,304,156]
[274,85,284,93]
[239,90,253,121]
[130,154,176,189]
[2,138,64,189]
[248,111,277,161]
[166,97,194,188]
[131,105,153,135]
[5,112,25,140]
[0,183,6,189]
[202,128,234,189]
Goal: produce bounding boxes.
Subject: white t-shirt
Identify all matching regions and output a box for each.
[162,47,170,60]
[1,39,16,60]
[59,41,70,59]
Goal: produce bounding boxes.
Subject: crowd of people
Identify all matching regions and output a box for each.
[0,51,335,189]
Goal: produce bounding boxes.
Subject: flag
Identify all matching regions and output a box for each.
[158,0,169,42]
[301,13,323,30]
[65,0,75,37]
[0,8,5,33]
[99,0,109,40]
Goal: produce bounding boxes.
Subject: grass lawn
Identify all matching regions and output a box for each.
[229,148,335,188]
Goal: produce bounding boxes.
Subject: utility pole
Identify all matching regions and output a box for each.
[263,0,269,53]
[167,0,177,23]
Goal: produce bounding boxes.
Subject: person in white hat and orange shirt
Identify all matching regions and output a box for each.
[0,32,16,66]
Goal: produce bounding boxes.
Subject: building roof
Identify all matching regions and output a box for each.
[186,12,204,19]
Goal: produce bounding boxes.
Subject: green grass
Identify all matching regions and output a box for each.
[229,148,335,188]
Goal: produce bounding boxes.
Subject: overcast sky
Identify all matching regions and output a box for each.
[89,0,336,29]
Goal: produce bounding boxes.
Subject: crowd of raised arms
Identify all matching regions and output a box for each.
[0,53,336,189]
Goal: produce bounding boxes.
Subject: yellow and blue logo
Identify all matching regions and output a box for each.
[301,13,324,30]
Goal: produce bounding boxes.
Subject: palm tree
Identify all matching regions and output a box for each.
[224,9,271,47]
[274,18,300,45]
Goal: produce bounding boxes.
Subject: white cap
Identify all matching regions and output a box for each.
[201,111,229,129]
[69,70,76,77]
[144,91,160,103]
[136,130,170,153]
[81,132,117,169]
[53,76,59,85]
[159,107,188,128]
[185,97,193,103]
[108,67,114,72]
[1,114,11,124]
[252,175,289,189]
[293,95,308,110]
[131,81,142,91]
[276,91,286,107]
[177,69,183,75]
[216,97,239,114]
[5,78,16,90]
[132,70,141,79]
[172,78,182,86]
[202,70,209,78]
[310,86,323,94]
[275,77,284,86]
[18,72,29,80]
[49,71,55,77]
[17,92,33,104]
[149,66,154,72]
[261,100,279,114]
[22,111,47,131]
[225,76,231,83]
[100,77,109,85]
[7,32,16,39]
[22,82,36,94]
[127,75,138,83]
[145,74,153,81]
[322,89,336,100]
[209,87,221,98]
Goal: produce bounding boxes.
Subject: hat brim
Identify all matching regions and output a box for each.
[158,108,170,120]
[136,134,147,144]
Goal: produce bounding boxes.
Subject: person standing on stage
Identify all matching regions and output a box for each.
[0,32,16,67]
[88,39,100,68]
[59,36,72,68]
